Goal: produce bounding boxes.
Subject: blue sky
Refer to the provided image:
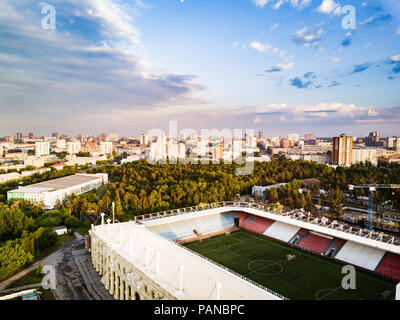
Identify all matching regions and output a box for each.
[0,0,399,137]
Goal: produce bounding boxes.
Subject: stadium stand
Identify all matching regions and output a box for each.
[237,211,252,227]
[297,229,308,237]
[150,223,180,241]
[289,228,309,245]
[335,241,386,270]
[297,233,331,254]
[242,216,274,234]
[332,238,345,248]
[263,221,301,242]
[149,212,237,240]
[377,253,400,279]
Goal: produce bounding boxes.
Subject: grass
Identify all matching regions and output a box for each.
[9,269,55,300]
[184,230,397,300]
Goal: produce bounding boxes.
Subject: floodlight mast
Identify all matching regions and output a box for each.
[347,184,400,230]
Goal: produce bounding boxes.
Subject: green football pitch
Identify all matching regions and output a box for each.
[183,230,397,300]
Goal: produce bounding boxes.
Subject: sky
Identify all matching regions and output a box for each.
[0,0,400,137]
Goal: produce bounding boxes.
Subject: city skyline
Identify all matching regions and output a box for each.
[1,0,400,136]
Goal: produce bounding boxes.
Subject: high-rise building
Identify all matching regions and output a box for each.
[288,133,299,143]
[304,133,315,140]
[28,133,34,139]
[365,131,381,147]
[140,133,149,146]
[387,136,398,149]
[108,133,119,142]
[258,130,264,139]
[67,141,81,154]
[56,139,66,149]
[352,148,378,166]
[100,141,113,155]
[98,133,107,142]
[35,141,50,157]
[16,133,23,141]
[332,134,353,166]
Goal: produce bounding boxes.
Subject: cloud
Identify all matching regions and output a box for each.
[292,28,324,47]
[341,38,352,47]
[304,72,316,79]
[252,0,311,10]
[328,80,341,88]
[265,62,295,73]
[289,77,312,89]
[317,0,341,15]
[229,103,400,126]
[252,0,271,8]
[290,0,311,9]
[0,0,206,134]
[270,23,279,31]
[359,11,392,26]
[350,63,371,74]
[397,26,400,35]
[248,41,288,59]
[390,55,400,63]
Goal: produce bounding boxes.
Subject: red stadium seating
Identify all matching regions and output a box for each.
[298,233,331,254]
[377,253,400,279]
[297,228,309,237]
[332,238,345,248]
[243,216,274,234]
[237,211,252,226]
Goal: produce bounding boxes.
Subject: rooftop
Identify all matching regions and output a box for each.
[8,174,103,194]
[92,222,282,300]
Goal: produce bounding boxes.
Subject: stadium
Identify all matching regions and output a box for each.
[89,202,400,300]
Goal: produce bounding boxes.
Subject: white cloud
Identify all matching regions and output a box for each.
[272,0,286,9]
[266,62,295,73]
[293,28,324,47]
[390,54,400,62]
[270,23,279,30]
[317,0,341,15]
[396,26,400,35]
[290,0,311,9]
[252,0,271,8]
[253,0,310,10]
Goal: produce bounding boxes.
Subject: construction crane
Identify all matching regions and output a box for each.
[348,184,400,230]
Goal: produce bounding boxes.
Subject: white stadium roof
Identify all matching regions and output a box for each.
[92,221,283,300]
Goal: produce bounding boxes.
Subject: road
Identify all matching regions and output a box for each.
[0,234,113,300]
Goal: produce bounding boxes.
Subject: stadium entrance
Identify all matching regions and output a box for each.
[234,217,239,227]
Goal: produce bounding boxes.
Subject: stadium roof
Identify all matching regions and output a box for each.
[8,174,102,194]
[92,222,282,300]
